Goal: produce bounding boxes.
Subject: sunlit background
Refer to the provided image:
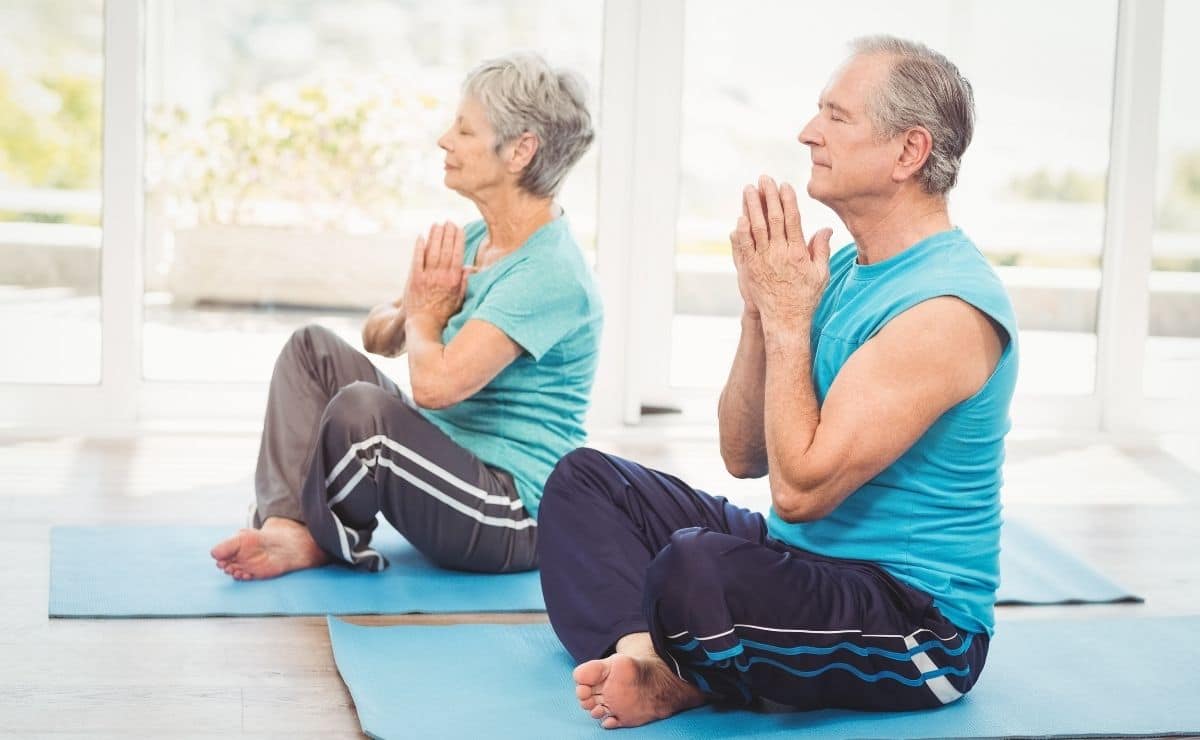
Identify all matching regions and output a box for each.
[1,0,1196,430]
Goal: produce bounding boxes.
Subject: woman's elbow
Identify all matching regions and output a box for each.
[410,379,464,410]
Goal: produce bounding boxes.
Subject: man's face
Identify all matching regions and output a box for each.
[798,55,904,209]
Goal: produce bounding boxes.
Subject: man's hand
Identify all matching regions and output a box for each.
[403,221,471,332]
[730,197,761,321]
[732,175,833,332]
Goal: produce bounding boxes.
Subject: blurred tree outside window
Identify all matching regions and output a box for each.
[0,0,103,384]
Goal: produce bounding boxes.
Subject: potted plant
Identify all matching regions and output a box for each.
[146,73,461,309]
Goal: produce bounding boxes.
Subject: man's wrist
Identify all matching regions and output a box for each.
[760,312,812,351]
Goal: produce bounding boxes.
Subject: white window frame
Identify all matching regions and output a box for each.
[1,0,1193,436]
[625,0,1181,436]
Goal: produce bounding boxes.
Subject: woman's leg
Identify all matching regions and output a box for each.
[253,324,399,525]
[300,381,537,573]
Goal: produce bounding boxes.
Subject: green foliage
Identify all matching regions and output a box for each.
[0,70,102,190]
[1007,167,1107,203]
[147,75,449,231]
[1159,150,1200,231]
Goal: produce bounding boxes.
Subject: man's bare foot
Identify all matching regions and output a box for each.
[210,517,328,580]
[573,633,706,729]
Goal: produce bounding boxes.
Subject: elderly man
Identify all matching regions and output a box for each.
[537,35,1017,728]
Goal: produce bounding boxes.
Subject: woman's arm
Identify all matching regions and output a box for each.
[403,221,523,409]
[362,297,407,357]
[406,317,523,409]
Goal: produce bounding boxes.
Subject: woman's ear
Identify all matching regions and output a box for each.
[507,132,539,175]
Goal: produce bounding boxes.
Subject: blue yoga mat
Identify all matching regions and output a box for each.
[997,519,1140,605]
[328,616,1200,739]
[48,524,542,617]
[48,519,1136,617]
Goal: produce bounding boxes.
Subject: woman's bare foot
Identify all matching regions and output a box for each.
[573,633,706,729]
[209,517,328,580]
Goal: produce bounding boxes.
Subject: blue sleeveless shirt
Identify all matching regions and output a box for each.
[767,228,1018,636]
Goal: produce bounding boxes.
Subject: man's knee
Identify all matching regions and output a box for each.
[540,448,609,514]
[646,527,725,600]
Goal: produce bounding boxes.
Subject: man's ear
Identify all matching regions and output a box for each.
[893,126,933,184]
[507,132,539,175]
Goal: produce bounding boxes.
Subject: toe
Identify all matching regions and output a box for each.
[590,705,608,720]
[573,659,611,687]
[601,716,621,730]
[579,696,598,711]
[210,535,240,561]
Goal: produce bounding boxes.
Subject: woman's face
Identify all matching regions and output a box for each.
[437,95,509,198]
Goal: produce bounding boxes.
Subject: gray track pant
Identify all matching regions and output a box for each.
[254,324,537,573]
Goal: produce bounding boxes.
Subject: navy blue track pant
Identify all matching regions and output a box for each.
[537,448,989,712]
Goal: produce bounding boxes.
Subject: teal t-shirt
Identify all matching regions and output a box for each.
[418,217,603,517]
[767,228,1019,636]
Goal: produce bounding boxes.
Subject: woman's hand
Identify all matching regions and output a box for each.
[404,221,471,331]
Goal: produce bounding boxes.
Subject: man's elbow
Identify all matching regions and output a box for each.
[722,453,768,480]
[770,479,836,523]
[719,440,768,479]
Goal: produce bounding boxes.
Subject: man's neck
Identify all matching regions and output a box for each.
[839,193,952,266]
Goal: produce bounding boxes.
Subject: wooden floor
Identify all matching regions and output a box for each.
[1,425,1198,738]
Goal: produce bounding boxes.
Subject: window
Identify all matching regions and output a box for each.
[671,0,1119,400]
[142,0,602,383]
[1145,0,1200,401]
[0,0,103,383]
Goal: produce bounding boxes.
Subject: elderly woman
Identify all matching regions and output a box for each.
[210,53,601,578]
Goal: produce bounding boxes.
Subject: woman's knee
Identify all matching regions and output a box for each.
[286,323,338,353]
[321,380,396,431]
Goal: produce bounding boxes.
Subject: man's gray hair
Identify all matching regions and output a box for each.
[849,35,975,195]
[463,53,595,198]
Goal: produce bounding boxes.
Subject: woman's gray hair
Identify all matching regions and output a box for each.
[463,52,595,198]
[849,35,975,195]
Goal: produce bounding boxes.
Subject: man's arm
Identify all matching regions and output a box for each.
[362,297,407,357]
[717,313,769,478]
[762,296,1004,522]
[736,175,1004,523]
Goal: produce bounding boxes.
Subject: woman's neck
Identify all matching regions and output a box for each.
[472,187,556,256]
